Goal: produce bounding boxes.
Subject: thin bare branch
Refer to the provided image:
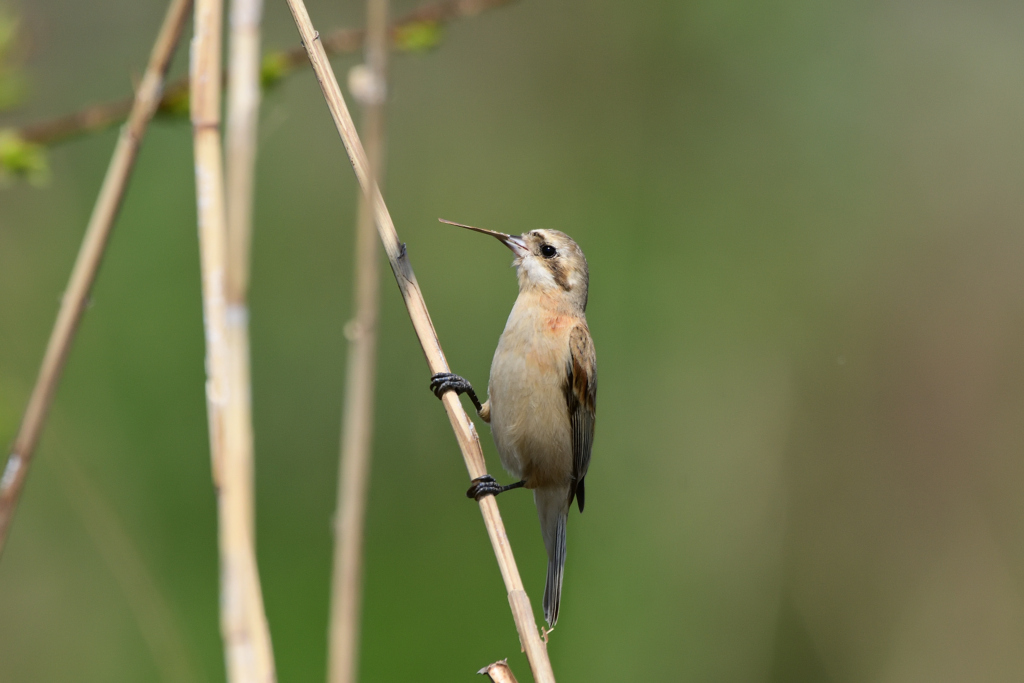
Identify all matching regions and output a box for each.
[326,0,388,679]
[283,1,556,681]
[478,660,519,683]
[190,0,276,680]
[12,0,518,149]
[0,0,193,559]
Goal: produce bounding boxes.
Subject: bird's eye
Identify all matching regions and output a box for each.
[540,244,557,258]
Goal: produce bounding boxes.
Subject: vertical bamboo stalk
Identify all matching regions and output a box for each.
[326,0,388,679]
[283,1,556,680]
[191,0,276,680]
[0,0,193,559]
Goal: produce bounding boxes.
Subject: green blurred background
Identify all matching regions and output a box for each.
[3,0,1024,680]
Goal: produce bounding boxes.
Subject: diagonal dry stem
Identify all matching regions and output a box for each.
[191,0,276,680]
[326,0,389,680]
[283,1,556,681]
[0,0,193,559]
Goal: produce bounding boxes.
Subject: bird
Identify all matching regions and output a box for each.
[429,218,596,628]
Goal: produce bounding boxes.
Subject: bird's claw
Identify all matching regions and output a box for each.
[429,372,484,413]
[429,372,470,399]
[467,474,500,500]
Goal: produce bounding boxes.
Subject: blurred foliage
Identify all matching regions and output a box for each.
[0,4,46,183]
[156,86,190,120]
[260,51,291,90]
[0,129,47,185]
[394,20,443,52]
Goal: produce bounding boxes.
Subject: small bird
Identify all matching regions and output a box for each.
[429,218,596,628]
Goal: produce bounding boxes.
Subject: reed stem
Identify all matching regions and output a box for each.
[191,0,276,679]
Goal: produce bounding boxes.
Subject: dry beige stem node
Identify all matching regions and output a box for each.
[478,660,519,683]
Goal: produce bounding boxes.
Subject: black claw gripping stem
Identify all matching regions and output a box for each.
[466,474,526,501]
[429,372,484,413]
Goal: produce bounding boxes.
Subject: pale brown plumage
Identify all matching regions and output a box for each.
[431,221,596,628]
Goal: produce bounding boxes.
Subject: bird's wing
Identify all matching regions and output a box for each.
[565,323,596,512]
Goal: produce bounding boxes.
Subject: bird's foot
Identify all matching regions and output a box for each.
[466,475,525,501]
[429,372,483,413]
[429,372,471,398]
[466,475,501,500]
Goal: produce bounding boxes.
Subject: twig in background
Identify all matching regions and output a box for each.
[56,459,204,683]
[326,0,388,678]
[0,0,193,559]
[283,1,557,681]
[478,660,519,683]
[190,0,276,680]
[10,0,519,149]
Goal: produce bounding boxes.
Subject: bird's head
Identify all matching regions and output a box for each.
[440,220,589,312]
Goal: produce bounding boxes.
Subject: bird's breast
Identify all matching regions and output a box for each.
[487,295,576,488]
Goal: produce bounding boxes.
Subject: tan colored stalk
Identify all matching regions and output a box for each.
[226,0,277,675]
[191,0,276,680]
[226,0,262,301]
[326,0,388,679]
[478,660,519,683]
[283,1,556,680]
[0,0,193,559]
[15,0,520,149]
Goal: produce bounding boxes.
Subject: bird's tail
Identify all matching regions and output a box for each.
[535,487,569,627]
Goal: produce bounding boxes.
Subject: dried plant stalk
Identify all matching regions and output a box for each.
[226,0,276,676]
[0,0,193,559]
[191,0,275,680]
[478,660,519,683]
[326,0,389,678]
[283,1,556,681]
[224,0,260,552]
[226,0,262,301]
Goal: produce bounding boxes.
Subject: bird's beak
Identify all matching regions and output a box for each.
[438,218,529,258]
